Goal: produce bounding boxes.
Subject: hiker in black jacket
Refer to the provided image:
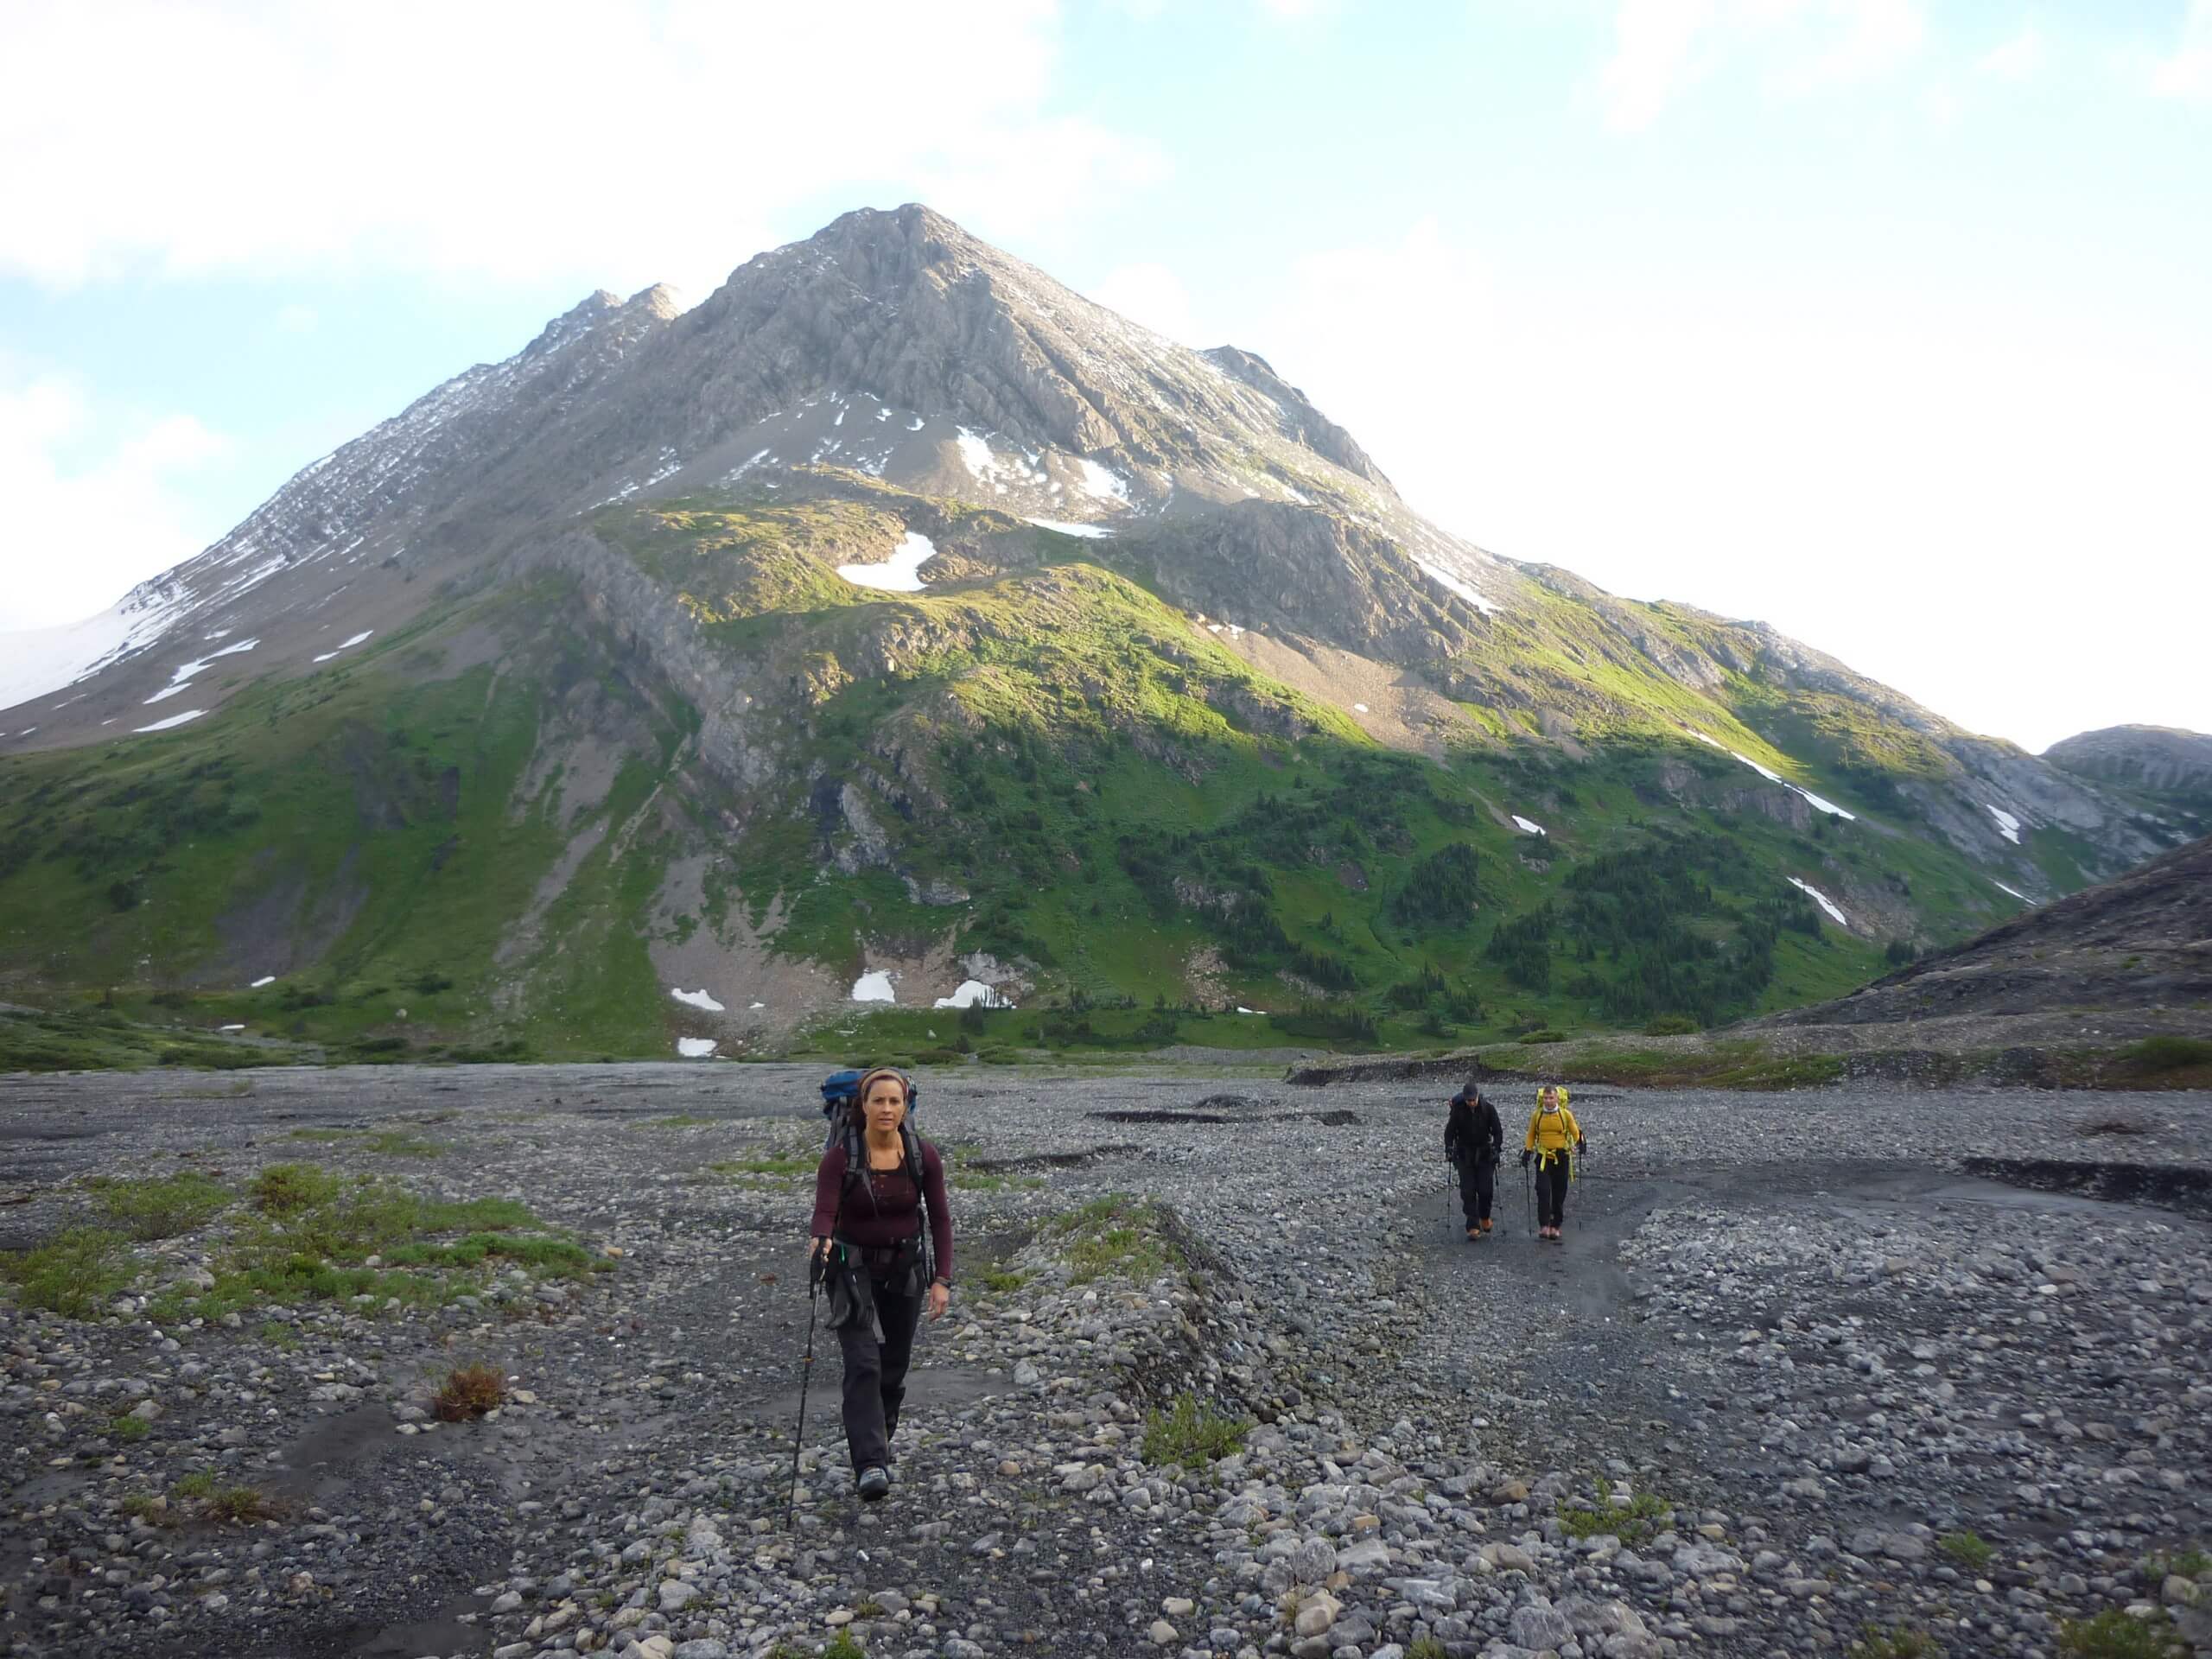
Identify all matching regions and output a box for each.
[1444,1081,1504,1242]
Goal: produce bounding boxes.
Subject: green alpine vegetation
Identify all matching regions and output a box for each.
[0,474,2131,1062]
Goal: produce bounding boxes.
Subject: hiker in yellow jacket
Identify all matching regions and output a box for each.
[1520,1084,1586,1241]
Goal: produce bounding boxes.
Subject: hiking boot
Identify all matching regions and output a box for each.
[1480,1218,1493,1233]
[1465,1228,1481,1242]
[856,1465,891,1502]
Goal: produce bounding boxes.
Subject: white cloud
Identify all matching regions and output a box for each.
[1975,23,2044,83]
[1595,0,1928,126]
[0,377,230,631]
[1761,0,1924,97]
[2151,0,2212,98]
[1084,262,1204,345]
[0,1,1159,300]
[1599,0,1718,130]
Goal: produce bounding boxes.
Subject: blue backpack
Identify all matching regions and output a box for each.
[819,1067,922,1149]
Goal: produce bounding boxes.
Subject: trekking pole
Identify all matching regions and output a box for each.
[786,1251,823,1532]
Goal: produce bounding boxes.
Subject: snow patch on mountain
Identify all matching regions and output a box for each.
[676,1037,717,1058]
[1732,751,1784,784]
[670,988,725,1013]
[1512,816,1547,836]
[955,429,996,481]
[1025,518,1113,539]
[1717,747,1858,820]
[1792,786,1856,821]
[837,531,938,593]
[1412,558,1497,616]
[933,980,1014,1010]
[144,637,260,704]
[1987,804,2022,844]
[850,971,895,1003]
[1789,877,1849,926]
[1075,458,1129,505]
[1993,879,2029,901]
[134,709,207,734]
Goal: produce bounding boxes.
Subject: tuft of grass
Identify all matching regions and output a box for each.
[1406,1643,1450,1659]
[1849,1625,1943,1659]
[205,1485,277,1525]
[4,1226,135,1318]
[2125,1036,2212,1072]
[249,1163,343,1215]
[2059,1611,2184,1658]
[365,1132,446,1157]
[1048,1194,1182,1286]
[150,1164,606,1325]
[119,1492,165,1522]
[823,1635,867,1659]
[2145,1548,2212,1581]
[107,1412,151,1442]
[87,1171,232,1240]
[171,1471,218,1500]
[979,1268,1027,1294]
[1141,1393,1252,1468]
[431,1363,507,1421]
[1560,1484,1672,1546]
[1940,1530,1995,1570]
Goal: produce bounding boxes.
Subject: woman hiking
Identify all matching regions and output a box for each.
[1443,1080,1503,1241]
[1520,1084,1586,1241]
[808,1067,953,1501]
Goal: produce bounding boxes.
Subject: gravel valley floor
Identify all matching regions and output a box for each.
[3,1064,2210,1659]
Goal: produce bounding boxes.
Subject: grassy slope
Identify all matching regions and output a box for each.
[0,588,711,1063]
[619,485,2008,1057]
[0,480,2059,1063]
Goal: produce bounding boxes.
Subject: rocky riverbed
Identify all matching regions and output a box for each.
[3,1063,2210,1659]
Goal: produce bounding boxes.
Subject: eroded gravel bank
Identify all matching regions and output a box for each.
[3,1064,2210,1659]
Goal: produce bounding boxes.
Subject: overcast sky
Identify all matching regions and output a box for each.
[2,0,2207,753]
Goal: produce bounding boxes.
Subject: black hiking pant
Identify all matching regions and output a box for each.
[1457,1157,1495,1227]
[1535,1156,1571,1229]
[837,1275,922,1472]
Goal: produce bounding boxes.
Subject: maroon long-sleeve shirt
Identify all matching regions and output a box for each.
[810,1140,954,1285]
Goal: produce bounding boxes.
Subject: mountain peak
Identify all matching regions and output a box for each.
[626,283,685,320]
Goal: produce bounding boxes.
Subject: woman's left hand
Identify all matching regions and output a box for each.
[926,1281,950,1321]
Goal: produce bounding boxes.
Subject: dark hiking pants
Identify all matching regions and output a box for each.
[837,1276,921,1471]
[1457,1157,1495,1226]
[1536,1158,1570,1229]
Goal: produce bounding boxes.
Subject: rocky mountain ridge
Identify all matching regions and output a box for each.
[0,204,2196,1058]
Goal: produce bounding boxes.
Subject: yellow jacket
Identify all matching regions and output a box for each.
[1525,1104,1582,1158]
